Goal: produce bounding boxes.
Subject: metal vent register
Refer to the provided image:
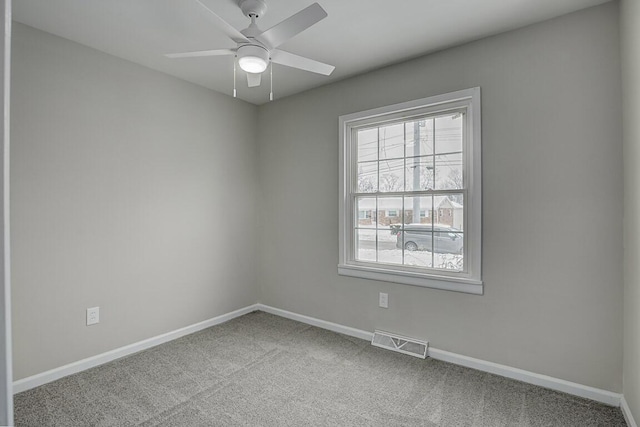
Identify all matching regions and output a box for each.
[371,330,429,359]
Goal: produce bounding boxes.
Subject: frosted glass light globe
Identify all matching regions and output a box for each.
[237,45,269,74]
[238,56,268,73]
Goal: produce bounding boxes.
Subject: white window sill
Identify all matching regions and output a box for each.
[338,263,483,295]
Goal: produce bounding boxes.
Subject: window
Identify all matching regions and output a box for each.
[338,88,482,294]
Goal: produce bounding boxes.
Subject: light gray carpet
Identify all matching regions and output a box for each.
[14,311,626,426]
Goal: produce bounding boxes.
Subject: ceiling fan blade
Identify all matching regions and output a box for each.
[165,48,235,59]
[247,73,262,87]
[195,0,250,44]
[271,49,335,75]
[255,3,327,49]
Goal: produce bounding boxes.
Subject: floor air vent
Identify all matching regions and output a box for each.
[371,330,428,359]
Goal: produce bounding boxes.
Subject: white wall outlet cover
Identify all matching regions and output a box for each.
[379,292,388,308]
[87,307,100,326]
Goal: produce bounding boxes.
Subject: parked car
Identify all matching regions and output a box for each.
[395,224,464,254]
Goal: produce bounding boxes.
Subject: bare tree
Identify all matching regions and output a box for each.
[379,169,402,192]
[442,169,463,204]
[358,176,376,193]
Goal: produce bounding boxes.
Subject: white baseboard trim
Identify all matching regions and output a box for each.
[622,396,638,427]
[256,304,373,341]
[426,348,621,406]
[13,304,260,394]
[256,304,622,407]
[12,302,625,410]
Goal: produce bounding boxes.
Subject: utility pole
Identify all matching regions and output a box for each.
[412,121,421,223]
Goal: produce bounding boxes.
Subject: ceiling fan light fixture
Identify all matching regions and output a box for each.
[239,56,268,73]
[237,45,269,74]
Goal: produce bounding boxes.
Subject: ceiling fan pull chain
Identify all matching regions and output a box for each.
[270,62,273,101]
[233,56,237,98]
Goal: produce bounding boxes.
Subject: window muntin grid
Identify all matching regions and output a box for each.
[352,110,466,274]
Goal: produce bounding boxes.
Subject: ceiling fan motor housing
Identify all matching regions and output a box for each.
[240,0,267,18]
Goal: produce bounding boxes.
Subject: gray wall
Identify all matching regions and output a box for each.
[621,0,640,421]
[11,23,259,380]
[10,2,627,398]
[257,3,623,392]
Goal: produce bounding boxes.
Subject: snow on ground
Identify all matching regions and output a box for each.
[357,248,463,271]
[356,227,397,242]
[355,223,463,271]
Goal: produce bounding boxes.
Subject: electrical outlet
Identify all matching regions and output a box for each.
[87,307,100,326]
[379,292,388,309]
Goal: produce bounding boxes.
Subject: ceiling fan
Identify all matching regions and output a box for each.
[166,0,335,95]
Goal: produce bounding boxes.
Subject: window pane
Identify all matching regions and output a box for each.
[434,153,463,190]
[357,128,378,162]
[433,193,464,271]
[406,119,433,157]
[403,250,434,268]
[434,194,464,230]
[377,230,402,265]
[435,251,464,271]
[377,197,403,228]
[435,113,463,154]
[356,197,376,228]
[378,123,405,160]
[357,161,378,193]
[400,195,435,268]
[379,159,404,192]
[355,229,376,262]
[405,156,434,191]
[402,224,434,268]
[433,226,464,256]
[404,196,433,225]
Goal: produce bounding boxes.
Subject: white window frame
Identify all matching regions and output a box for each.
[387,209,398,218]
[338,88,482,294]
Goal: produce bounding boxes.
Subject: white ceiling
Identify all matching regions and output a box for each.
[13,0,611,105]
